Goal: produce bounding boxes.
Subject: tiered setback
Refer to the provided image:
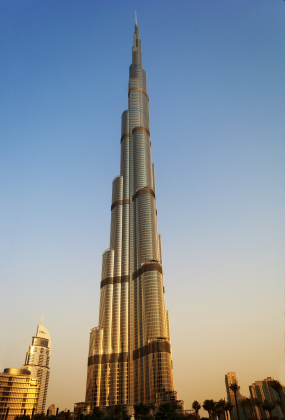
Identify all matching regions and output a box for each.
[86,22,175,408]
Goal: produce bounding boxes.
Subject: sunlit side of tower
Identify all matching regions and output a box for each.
[85,20,181,409]
[0,368,39,420]
[22,317,51,414]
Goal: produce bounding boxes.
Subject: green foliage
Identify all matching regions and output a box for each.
[107,405,131,420]
[93,407,106,420]
[202,400,216,419]
[134,403,152,420]
[154,402,186,420]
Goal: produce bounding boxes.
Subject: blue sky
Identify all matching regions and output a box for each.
[1,0,284,413]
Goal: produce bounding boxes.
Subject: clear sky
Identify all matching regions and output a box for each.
[0,0,284,415]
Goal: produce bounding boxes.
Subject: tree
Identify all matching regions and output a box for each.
[154,402,186,420]
[225,402,234,420]
[107,406,130,420]
[244,398,256,420]
[268,381,285,418]
[192,402,201,420]
[262,400,275,419]
[213,402,223,420]
[134,404,152,420]
[202,400,216,419]
[217,399,228,420]
[90,407,105,420]
[229,384,241,420]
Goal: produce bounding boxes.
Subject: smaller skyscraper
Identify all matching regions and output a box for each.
[22,316,51,414]
[225,372,247,420]
[47,404,56,416]
[0,368,39,420]
[249,377,285,420]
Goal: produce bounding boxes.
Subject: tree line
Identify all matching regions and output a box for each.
[13,380,285,420]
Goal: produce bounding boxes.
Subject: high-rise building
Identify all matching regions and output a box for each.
[0,368,39,420]
[47,404,56,416]
[85,19,182,410]
[22,317,51,414]
[249,377,285,420]
[225,372,247,420]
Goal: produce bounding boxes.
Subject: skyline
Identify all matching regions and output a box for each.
[1,0,284,416]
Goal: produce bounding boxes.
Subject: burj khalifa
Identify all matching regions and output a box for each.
[85,19,182,410]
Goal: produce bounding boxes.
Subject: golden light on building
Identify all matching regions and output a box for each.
[0,368,39,420]
[85,18,183,411]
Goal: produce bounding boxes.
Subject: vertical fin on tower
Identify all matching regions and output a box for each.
[165,310,171,342]
[151,163,155,192]
[158,234,162,264]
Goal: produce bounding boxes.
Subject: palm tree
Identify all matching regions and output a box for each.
[262,400,275,419]
[203,400,216,419]
[229,383,241,420]
[217,399,228,420]
[268,381,285,418]
[192,401,201,419]
[239,399,248,420]
[225,402,234,420]
[214,402,224,420]
[244,398,256,420]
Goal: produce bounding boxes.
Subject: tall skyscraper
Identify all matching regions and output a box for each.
[249,377,285,420]
[85,19,182,409]
[22,316,51,414]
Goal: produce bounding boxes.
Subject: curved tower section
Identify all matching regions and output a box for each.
[22,318,51,414]
[85,20,181,409]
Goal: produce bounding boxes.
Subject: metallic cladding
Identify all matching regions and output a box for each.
[85,21,179,409]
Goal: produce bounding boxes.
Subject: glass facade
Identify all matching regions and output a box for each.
[249,377,285,420]
[0,368,39,420]
[85,20,181,409]
[225,372,248,420]
[22,322,51,414]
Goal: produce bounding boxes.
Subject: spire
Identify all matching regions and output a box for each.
[133,13,141,54]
